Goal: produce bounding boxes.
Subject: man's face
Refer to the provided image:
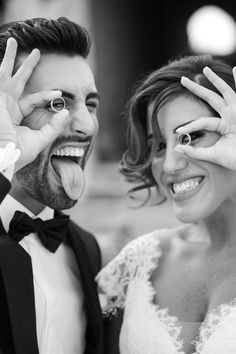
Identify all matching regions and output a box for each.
[12,53,99,211]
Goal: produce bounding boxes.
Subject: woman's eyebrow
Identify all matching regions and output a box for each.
[174,120,195,133]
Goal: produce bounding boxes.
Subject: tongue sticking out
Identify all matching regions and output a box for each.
[51,157,85,200]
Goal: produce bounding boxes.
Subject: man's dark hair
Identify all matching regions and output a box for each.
[0,17,91,63]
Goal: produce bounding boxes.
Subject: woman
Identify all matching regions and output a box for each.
[96,54,236,354]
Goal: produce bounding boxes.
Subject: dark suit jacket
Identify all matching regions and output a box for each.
[0,173,104,354]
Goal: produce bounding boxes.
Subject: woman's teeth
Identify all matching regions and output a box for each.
[172,177,202,195]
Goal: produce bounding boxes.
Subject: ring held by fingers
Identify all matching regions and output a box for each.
[177,133,191,146]
[50,97,66,112]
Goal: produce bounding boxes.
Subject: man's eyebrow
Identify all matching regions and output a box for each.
[86,92,100,101]
[60,91,75,100]
[58,90,100,102]
[174,120,195,133]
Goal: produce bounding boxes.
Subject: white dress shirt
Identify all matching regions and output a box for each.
[0,195,87,354]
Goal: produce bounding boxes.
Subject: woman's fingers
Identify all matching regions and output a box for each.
[0,38,17,77]
[181,76,224,113]
[174,144,217,163]
[203,66,236,101]
[176,117,221,134]
[232,67,236,87]
[19,90,62,117]
[13,48,40,94]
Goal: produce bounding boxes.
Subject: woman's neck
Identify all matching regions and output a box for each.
[202,197,236,249]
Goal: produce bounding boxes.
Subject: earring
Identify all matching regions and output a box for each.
[177,133,191,146]
[50,97,66,112]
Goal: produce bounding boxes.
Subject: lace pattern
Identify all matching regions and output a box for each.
[97,229,236,353]
[192,298,236,353]
[155,306,184,353]
[96,231,162,317]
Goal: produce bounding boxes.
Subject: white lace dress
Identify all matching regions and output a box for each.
[96,231,236,354]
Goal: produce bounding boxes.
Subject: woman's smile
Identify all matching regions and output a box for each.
[169,176,205,201]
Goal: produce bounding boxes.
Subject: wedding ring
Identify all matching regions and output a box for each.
[50,97,66,112]
[177,133,191,146]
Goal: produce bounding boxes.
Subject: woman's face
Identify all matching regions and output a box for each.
[148,95,236,223]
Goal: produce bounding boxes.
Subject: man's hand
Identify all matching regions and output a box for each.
[0,37,69,171]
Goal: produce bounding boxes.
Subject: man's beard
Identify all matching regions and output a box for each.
[14,151,77,210]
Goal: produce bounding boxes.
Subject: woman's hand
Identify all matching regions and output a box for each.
[176,66,236,170]
[0,37,69,171]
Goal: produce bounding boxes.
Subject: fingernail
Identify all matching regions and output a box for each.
[203,66,211,73]
[176,127,184,133]
[181,76,189,82]
[52,90,62,95]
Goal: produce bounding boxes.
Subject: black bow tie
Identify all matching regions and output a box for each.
[8,210,70,253]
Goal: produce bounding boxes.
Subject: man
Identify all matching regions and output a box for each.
[0,17,104,354]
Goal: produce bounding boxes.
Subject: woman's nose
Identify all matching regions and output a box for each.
[163,147,188,175]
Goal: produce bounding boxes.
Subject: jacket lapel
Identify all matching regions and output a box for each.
[66,223,103,354]
[0,221,39,354]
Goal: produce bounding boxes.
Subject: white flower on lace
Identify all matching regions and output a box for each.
[0,142,20,171]
[98,292,123,318]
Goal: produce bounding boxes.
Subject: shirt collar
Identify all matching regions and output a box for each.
[0,194,54,232]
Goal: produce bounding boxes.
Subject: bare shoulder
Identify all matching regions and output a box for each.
[150,223,200,259]
[115,224,199,268]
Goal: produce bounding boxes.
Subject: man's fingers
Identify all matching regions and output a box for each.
[0,38,17,76]
[176,117,221,134]
[181,76,224,114]
[19,90,62,117]
[13,48,40,93]
[37,109,69,150]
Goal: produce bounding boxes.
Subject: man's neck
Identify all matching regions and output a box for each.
[9,186,46,216]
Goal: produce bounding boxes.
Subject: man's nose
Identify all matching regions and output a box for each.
[163,147,188,175]
[68,103,98,136]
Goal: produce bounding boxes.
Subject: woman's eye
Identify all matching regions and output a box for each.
[158,142,166,150]
[156,141,166,155]
[178,131,203,146]
[189,131,203,143]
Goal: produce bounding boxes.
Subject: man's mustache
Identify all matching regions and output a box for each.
[50,134,92,152]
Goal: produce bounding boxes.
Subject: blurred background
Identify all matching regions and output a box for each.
[2,0,236,264]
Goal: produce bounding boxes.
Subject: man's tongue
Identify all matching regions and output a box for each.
[51,157,85,200]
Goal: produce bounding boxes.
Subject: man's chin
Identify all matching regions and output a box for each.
[47,186,80,210]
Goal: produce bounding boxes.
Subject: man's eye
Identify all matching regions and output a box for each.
[86,100,98,110]
[47,97,67,112]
